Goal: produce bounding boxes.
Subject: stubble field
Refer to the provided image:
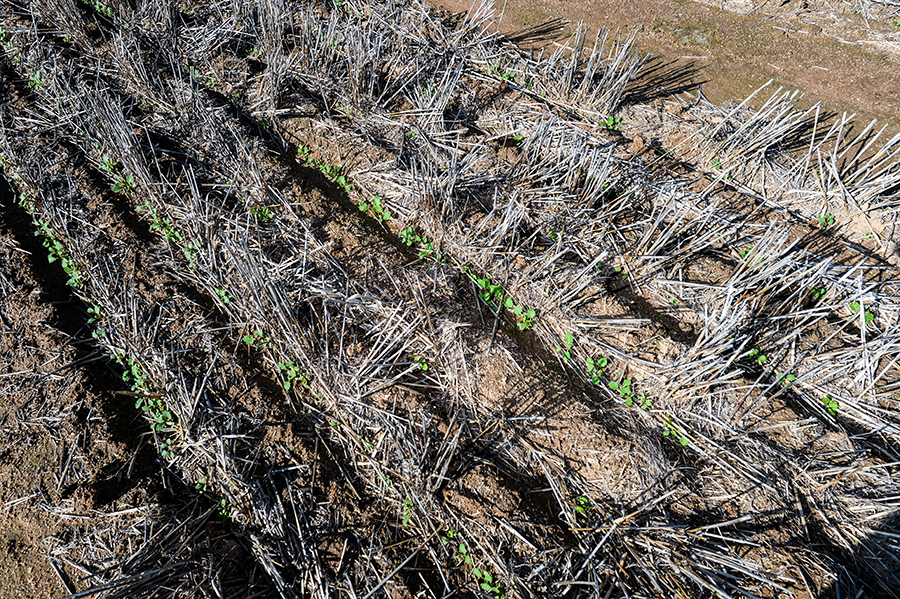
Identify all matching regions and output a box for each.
[1,0,899,598]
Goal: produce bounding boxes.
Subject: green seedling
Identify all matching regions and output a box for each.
[216,499,231,521]
[27,71,43,88]
[712,157,732,180]
[499,294,535,330]
[278,360,308,391]
[777,372,796,387]
[609,378,650,409]
[663,414,690,446]
[849,301,875,324]
[574,496,591,515]
[99,154,117,174]
[585,356,608,385]
[746,346,767,366]
[36,220,83,287]
[669,297,680,308]
[356,434,374,454]
[242,328,271,347]
[358,195,391,222]
[456,542,473,565]
[822,396,839,416]
[601,116,621,130]
[111,174,135,194]
[511,133,523,144]
[296,144,310,158]
[87,305,106,338]
[401,499,413,527]
[817,212,835,229]
[160,437,175,460]
[811,287,826,301]
[195,478,208,491]
[472,567,505,599]
[413,356,429,371]
[614,266,628,280]
[215,288,231,304]
[547,229,558,240]
[311,161,353,193]
[250,205,273,222]
[556,332,574,361]
[400,227,443,262]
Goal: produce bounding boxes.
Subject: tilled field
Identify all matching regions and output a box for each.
[1,0,899,597]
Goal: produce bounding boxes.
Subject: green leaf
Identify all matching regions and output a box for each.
[624,397,633,406]
[504,297,514,309]
[679,436,690,446]
[525,309,535,319]
[483,572,493,583]
[473,567,482,578]
[564,332,574,347]
[458,543,466,555]
[243,334,255,344]
[609,381,619,390]
[513,305,523,315]
[850,301,860,312]
[284,380,291,391]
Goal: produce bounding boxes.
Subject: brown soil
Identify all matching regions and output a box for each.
[435,0,900,129]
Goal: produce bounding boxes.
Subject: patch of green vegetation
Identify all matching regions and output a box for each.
[746,346,767,366]
[454,541,506,599]
[556,332,574,361]
[663,414,689,446]
[811,287,826,301]
[609,378,650,409]
[849,301,875,324]
[87,304,106,338]
[242,328,271,347]
[822,396,839,416]
[215,288,232,305]
[777,372,795,387]
[309,160,352,193]
[358,195,391,222]
[574,495,591,515]
[401,499,414,527]
[413,356,428,371]
[83,0,114,18]
[585,356,608,385]
[35,219,83,287]
[278,360,308,391]
[400,227,444,262]
[250,204,273,222]
[601,115,621,131]
[712,157,732,180]
[817,212,835,229]
[216,499,231,522]
[27,71,43,89]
